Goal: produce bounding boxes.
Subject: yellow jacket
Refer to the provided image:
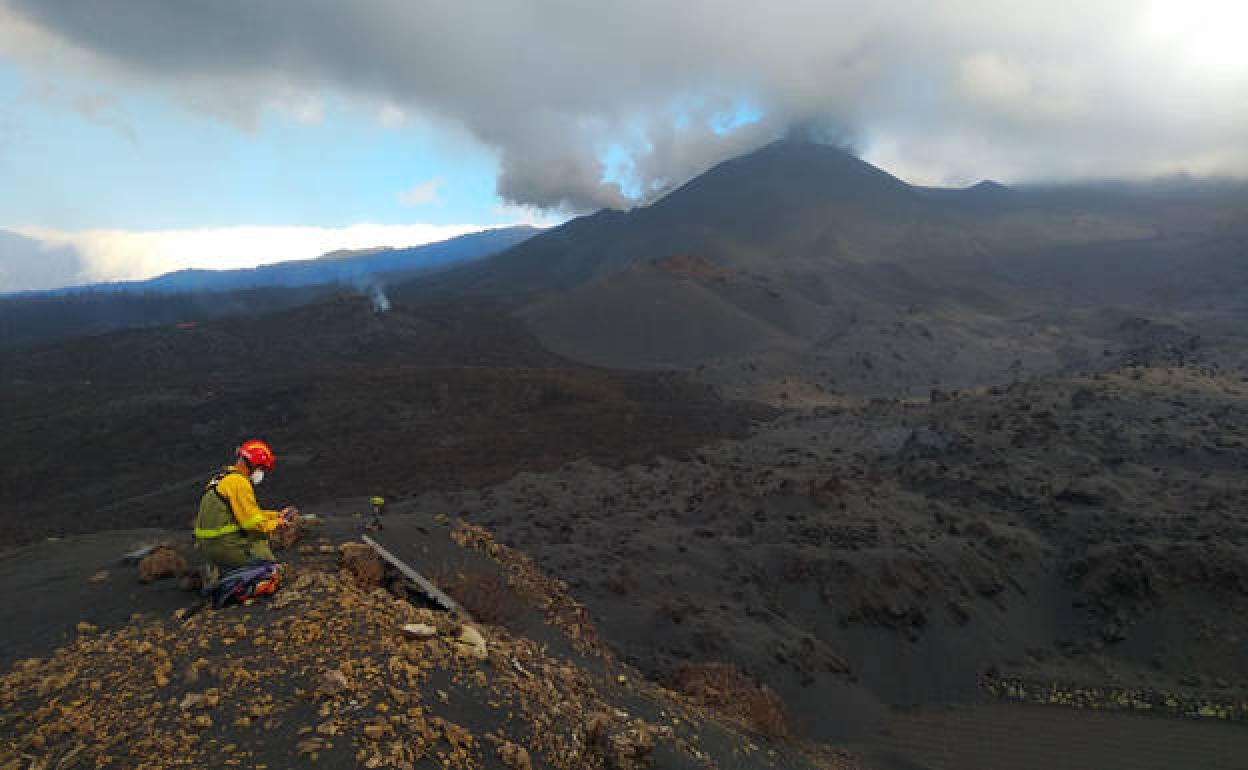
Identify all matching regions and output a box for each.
[194,468,281,539]
[216,472,281,534]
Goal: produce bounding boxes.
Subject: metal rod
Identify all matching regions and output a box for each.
[361,534,471,620]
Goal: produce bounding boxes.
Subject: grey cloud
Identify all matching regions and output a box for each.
[497,146,630,212]
[0,229,87,293]
[7,0,1248,209]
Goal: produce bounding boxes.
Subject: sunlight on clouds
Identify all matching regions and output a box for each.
[13,223,494,285]
[1139,0,1248,81]
[957,52,1087,123]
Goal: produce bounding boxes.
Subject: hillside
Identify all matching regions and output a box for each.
[419,141,928,294]
[0,295,769,548]
[10,361,1248,769]
[406,362,1248,765]
[0,515,853,769]
[408,140,1248,399]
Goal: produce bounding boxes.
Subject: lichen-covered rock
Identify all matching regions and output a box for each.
[339,542,384,588]
[138,545,188,583]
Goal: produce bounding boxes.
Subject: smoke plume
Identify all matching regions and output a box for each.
[366,283,390,313]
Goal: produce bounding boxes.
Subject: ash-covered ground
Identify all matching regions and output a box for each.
[406,365,1248,753]
[6,295,1248,767]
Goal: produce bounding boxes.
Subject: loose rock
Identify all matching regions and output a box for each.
[401,622,438,639]
[456,625,488,661]
[498,741,533,770]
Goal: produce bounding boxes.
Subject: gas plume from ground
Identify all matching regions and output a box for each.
[5,1,1248,211]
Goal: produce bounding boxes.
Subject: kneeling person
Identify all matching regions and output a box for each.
[194,439,298,568]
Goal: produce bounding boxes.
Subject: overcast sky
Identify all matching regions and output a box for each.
[2,1,1247,290]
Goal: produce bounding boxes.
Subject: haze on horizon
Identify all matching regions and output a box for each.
[2,0,1247,291]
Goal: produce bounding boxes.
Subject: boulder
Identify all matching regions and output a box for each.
[138,545,188,583]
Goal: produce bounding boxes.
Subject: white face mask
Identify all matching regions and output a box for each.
[250,469,265,485]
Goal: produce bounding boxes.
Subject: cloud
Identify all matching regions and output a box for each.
[4,0,1248,207]
[957,52,1087,124]
[34,84,140,144]
[396,177,443,207]
[0,228,88,292]
[376,102,408,129]
[10,222,498,288]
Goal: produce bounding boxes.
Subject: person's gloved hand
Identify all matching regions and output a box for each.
[279,506,301,525]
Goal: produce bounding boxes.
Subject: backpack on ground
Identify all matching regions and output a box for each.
[204,560,283,608]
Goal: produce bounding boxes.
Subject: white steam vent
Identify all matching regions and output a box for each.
[368,284,391,313]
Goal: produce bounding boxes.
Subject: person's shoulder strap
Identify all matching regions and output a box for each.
[206,466,243,496]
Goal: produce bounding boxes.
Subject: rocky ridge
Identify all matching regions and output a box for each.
[0,519,856,770]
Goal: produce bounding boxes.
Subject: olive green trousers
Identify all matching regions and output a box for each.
[196,531,276,568]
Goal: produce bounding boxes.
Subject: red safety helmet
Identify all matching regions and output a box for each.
[237,439,276,471]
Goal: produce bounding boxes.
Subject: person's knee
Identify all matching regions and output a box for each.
[210,552,247,569]
[248,539,277,563]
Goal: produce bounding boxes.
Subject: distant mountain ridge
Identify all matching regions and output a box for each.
[3,225,539,298]
[0,226,540,349]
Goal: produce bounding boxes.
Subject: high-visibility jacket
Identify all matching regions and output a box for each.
[194,467,280,540]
